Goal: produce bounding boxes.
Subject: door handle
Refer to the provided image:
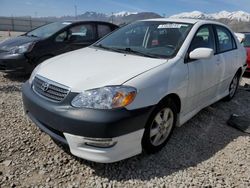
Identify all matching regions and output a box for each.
[215,58,221,65]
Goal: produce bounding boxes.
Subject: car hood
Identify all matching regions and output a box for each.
[0,35,40,51]
[37,47,167,92]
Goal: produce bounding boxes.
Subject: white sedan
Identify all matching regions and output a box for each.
[22,18,247,163]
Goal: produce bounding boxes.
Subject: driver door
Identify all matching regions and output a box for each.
[186,25,220,112]
[53,23,96,54]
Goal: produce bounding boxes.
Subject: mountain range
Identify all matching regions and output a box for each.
[169,10,250,32]
[62,10,250,31]
[68,10,250,23]
[55,11,161,25]
[170,10,250,22]
[6,10,250,32]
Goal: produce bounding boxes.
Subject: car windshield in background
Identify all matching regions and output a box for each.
[243,34,250,47]
[94,21,193,58]
[26,22,71,38]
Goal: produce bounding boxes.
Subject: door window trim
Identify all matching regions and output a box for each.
[213,24,237,54]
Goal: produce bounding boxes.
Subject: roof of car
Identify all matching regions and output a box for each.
[143,18,223,25]
[61,20,117,26]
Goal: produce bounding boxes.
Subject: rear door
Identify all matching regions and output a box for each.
[213,25,238,95]
[67,23,97,50]
[186,25,220,111]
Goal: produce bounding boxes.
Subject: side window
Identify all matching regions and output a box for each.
[215,26,236,53]
[189,25,215,52]
[55,31,68,42]
[68,24,95,42]
[98,24,112,38]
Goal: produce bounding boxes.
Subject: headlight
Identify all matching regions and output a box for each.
[71,86,137,109]
[10,42,35,54]
[28,63,42,85]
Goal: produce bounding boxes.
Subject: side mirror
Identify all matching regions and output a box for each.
[189,48,214,60]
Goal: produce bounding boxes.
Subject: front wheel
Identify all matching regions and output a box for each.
[142,99,177,154]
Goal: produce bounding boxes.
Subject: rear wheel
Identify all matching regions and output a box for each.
[225,73,240,101]
[142,99,177,153]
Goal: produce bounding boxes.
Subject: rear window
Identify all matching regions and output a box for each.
[243,34,250,47]
[98,24,112,38]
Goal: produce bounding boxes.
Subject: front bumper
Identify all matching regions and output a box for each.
[22,81,153,162]
[0,52,32,73]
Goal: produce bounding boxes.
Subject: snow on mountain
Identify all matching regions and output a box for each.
[170,11,213,19]
[170,11,250,22]
[210,11,231,20]
[229,11,250,22]
[113,11,138,17]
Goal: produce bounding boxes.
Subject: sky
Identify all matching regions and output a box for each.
[1,0,250,17]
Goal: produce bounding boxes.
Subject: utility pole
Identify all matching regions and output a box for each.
[74,5,78,20]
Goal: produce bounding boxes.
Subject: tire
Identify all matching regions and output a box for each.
[142,99,177,154]
[225,72,240,101]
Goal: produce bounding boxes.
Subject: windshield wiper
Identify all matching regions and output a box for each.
[93,44,123,53]
[114,47,161,59]
[26,34,39,38]
[93,45,162,59]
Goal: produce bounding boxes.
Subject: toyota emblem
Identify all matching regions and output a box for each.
[41,82,50,92]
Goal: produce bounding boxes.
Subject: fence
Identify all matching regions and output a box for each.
[0,16,51,32]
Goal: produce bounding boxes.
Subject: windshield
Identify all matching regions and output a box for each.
[26,22,71,38]
[243,34,250,47]
[94,21,193,58]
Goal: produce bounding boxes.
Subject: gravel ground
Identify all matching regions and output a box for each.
[0,72,249,188]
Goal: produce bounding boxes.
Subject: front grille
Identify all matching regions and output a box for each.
[32,75,70,102]
[0,64,6,70]
[0,49,7,53]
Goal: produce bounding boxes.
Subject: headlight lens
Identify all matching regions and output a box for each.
[71,86,137,109]
[28,63,41,85]
[10,42,35,54]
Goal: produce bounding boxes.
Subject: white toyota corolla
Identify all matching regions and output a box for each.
[22,18,247,163]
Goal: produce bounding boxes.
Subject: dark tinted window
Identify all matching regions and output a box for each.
[68,24,95,42]
[190,25,215,52]
[98,24,112,38]
[216,26,236,52]
[243,34,250,47]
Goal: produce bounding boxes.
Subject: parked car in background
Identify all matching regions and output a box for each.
[0,21,118,74]
[22,18,246,163]
[242,32,250,73]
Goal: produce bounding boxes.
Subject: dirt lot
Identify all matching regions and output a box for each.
[0,72,249,187]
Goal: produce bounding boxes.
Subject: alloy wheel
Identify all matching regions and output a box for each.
[149,107,174,146]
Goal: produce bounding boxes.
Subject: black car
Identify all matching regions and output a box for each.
[0,21,118,74]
